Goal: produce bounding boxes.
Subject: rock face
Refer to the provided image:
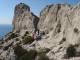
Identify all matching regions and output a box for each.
[1,3,80,60]
[39,4,70,33]
[13,3,39,33]
[38,4,80,46]
[38,4,80,60]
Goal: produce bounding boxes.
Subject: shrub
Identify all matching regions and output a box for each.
[10,33,18,38]
[18,50,37,60]
[24,31,29,36]
[74,28,79,33]
[14,45,27,57]
[0,45,3,49]
[14,45,50,60]
[18,53,28,60]
[15,38,20,41]
[22,36,34,44]
[64,45,76,59]
[7,33,19,40]
[37,53,50,60]
[0,59,3,60]
[36,48,50,60]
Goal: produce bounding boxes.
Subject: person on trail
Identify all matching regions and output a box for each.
[32,31,36,40]
[32,29,40,40]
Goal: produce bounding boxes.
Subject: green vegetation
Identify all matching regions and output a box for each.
[64,45,76,59]
[74,28,79,33]
[37,53,50,60]
[22,36,34,44]
[14,45,37,60]
[66,45,76,57]
[0,59,3,60]
[14,45,27,57]
[6,33,19,40]
[36,48,50,60]
[14,44,50,60]
[0,45,3,49]
[9,33,18,39]
[15,38,20,41]
[17,48,50,60]
[19,50,37,60]
[24,31,29,36]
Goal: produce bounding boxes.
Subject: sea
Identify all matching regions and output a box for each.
[0,24,12,38]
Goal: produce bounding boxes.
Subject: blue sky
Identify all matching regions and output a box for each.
[0,0,80,24]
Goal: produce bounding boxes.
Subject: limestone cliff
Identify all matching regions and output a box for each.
[1,3,80,60]
[13,3,39,33]
[38,4,80,60]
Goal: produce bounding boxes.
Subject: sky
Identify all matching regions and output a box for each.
[0,0,80,24]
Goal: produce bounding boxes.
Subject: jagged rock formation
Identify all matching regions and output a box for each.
[1,3,80,60]
[38,4,80,60]
[13,3,39,33]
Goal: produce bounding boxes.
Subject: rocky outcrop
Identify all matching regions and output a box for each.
[13,3,39,33]
[38,4,80,60]
[38,4,70,33]
[1,3,80,60]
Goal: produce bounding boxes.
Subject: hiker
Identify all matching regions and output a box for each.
[32,29,45,41]
[32,31,36,40]
[32,29,39,40]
